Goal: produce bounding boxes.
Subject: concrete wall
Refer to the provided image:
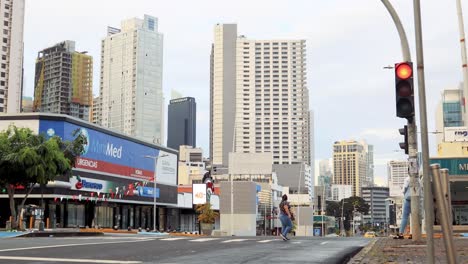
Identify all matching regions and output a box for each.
[220,181,256,236]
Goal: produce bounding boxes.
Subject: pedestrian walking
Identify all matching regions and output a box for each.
[279,194,293,241]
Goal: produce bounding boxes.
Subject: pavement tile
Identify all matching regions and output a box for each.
[348,237,468,264]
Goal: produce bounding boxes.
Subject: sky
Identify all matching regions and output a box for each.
[23,0,468,186]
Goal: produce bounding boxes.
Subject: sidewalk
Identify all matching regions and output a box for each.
[349,237,468,264]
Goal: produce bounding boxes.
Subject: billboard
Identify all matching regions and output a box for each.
[39,120,177,185]
[192,184,207,205]
[444,127,468,142]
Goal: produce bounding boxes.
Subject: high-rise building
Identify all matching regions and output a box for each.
[210,23,311,167]
[333,140,367,196]
[99,15,164,144]
[435,87,464,145]
[33,41,93,121]
[0,0,25,114]
[167,97,196,150]
[362,186,389,228]
[91,96,101,125]
[387,160,408,197]
[364,143,374,187]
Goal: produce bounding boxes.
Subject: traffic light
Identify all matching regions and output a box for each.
[395,62,415,122]
[399,125,409,154]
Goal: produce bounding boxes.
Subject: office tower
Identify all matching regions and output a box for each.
[362,186,389,228]
[364,143,374,187]
[210,23,310,167]
[167,97,196,150]
[100,15,164,144]
[387,160,408,197]
[435,87,464,145]
[33,41,93,121]
[91,96,101,125]
[0,0,24,113]
[332,140,367,196]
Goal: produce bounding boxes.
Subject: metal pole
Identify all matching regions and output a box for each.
[440,169,453,228]
[413,0,434,250]
[153,157,158,232]
[297,163,303,234]
[321,185,325,237]
[230,173,234,236]
[456,0,468,119]
[431,165,457,264]
[340,199,345,236]
[381,0,412,62]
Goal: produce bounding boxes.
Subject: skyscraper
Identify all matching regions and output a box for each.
[387,160,408,197]
[362,142,374,187]
[210,24,311,167]
[99,15,164,144]
[0,0,25,114]
[167,97,196,150]
[333,140,367,196]
[33,41,93,121]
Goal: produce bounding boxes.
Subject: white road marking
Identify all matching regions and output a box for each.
[291,241,302,244]
[321,241,329,245]
[257,239,275,243]
[159,237,187,241]
[189,238,219,242]
[0,238,155,253]
[0,256,141,263]
[221,239,249,243]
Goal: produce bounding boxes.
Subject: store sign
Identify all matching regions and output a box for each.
[136,186,159,198]
[70,176,109,193]
[192,184,207,205]
[444,127,468,142]
[430,158,468,175]
[39,120,178,185]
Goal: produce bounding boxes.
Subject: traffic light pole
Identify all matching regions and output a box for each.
[407,121,421,241]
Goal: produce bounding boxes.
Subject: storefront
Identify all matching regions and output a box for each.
[0,114,179,230]
[430,157,468,226]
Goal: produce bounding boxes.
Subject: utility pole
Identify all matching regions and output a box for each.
[413,0,433,245]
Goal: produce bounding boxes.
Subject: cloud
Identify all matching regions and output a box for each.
[359,128,400,141]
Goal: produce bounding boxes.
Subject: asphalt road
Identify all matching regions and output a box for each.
[0,234,370,264]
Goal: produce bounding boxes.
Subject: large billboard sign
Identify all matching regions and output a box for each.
[192,184,207,205]
[444,127,468,142]
[39,120,177,185]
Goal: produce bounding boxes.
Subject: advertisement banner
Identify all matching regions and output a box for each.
[444,127,468,142]
[192,184,207,205]
[70,175,111,193]
[39,120,177,185]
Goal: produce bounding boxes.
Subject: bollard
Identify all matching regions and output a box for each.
[431,164,457,264]
[46,218,50,229]
[29,217,33,229]
[440,169,453,225]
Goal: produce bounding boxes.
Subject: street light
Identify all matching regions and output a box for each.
[144,153,168,232]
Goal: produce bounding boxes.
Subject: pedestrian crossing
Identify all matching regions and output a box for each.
[56,236,287,244]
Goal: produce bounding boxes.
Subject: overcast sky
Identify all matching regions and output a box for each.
[23,0,467,186]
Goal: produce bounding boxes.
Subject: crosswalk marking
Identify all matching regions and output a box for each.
[221,239,249,243]
[189,238,219,242]
[321,241,329,245]
[257,239,275,243]
[159,237,187,241]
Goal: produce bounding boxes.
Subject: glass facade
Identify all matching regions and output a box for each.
[443,102,462,127]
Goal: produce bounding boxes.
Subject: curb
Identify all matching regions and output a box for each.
[347,238,379,264]
[16,231,104,238]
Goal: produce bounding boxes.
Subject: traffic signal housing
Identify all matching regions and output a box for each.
[395,62,415,122]
[399,125,409,154]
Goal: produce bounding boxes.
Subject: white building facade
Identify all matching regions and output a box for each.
[99,15,164,144]
[330,184,352,201]
[387,160,408,197]
[210,24,311,167]
[0,0,24,114]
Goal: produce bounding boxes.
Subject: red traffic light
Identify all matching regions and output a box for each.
[396,63,412,80]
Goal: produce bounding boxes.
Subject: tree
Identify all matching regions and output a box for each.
[196,203,219,224]
[0,125,85,229]
[342,196,369,231]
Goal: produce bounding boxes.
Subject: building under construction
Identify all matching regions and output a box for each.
[34,41,93,121]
